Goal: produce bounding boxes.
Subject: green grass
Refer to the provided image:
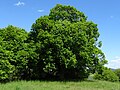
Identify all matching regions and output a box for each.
[0,80,119,90]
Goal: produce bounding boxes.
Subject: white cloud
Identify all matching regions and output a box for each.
[38,9,44,13]
[14,1,25,6]
[105,56,120,69]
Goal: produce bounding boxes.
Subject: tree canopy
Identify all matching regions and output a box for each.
[0,4,107,81]
[29,4,107,80]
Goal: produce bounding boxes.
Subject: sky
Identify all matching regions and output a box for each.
[0,0,120,69]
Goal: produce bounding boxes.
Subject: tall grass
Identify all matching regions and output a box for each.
[0,80,119,90]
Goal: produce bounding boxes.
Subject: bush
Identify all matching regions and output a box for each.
[94,68,119,82]
[114,69,120,81]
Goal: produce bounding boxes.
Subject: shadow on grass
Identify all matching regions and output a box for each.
[0,77,97,84]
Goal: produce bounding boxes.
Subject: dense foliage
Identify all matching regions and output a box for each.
[114,68,120,81]
[94,67,119,82]
[0,4,107,82]
[0,25,29,81]
[29,4,107,80]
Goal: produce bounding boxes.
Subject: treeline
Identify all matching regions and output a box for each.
[0,4,119,82]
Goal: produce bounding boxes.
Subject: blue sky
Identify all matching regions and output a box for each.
[0,0,120,69]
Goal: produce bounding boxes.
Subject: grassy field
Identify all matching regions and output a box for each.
[0,80,119,90]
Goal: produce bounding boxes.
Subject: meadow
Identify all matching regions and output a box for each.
[0,80,119,90]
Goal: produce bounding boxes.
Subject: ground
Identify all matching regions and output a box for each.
[0,80,119,90]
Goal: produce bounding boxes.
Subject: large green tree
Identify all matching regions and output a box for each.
[29,4,107,80]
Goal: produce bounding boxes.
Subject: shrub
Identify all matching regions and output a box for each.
[94,68,119,82]
[114,68,120,81]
